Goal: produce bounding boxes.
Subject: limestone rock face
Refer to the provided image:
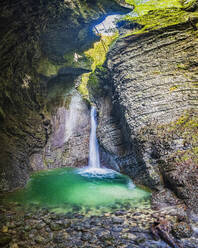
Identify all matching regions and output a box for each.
[30,91,90,170]
[95,20,198,212]
[0,0,129,191]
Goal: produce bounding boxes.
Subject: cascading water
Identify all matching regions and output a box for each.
[3,104,150,214]
[78,106,133,188]
[88,106,100,169]
[2,12,152,215]
[79,106,118,176]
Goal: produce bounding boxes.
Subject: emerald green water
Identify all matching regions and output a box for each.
[4,168,151,213]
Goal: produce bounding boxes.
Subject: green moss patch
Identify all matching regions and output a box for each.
[37,51,92,78]
[182,0,198,10]
[36,58,62,77]
[125,0,182,15]
[123,0,198,36]
[169,85,179,91]
[162,110,198,165]
[77,33,118,100]
[138,108,198,170]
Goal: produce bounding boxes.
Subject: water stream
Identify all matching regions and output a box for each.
[79,106,117,176]
[2,106,151,214]
[88,106,100,169]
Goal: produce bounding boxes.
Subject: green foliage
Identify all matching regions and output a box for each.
[77,33,118,99]
[78,72,91,99]
[37,51,91,78]
[36,58,62,77]
[166,110,198,165]
[87,72,99,90]
[125,0,182,15]
[182,0,198,10]
[123,0,198,36]
[84,34,118,71]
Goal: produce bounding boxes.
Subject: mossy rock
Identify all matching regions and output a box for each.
[123,0,198,36]
[87,65,109,98]
[87,72,99,91]
[36,58,62,77]
[172,222,193,239]
[77,33,118,100]
[0,234,11,245]
[182,0,198,11]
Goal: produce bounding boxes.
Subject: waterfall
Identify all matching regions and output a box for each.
[88,106,100,169]
[64,94,81,143]
[78,106,132,182]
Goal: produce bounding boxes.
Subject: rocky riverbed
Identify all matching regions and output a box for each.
[0,202,198,248]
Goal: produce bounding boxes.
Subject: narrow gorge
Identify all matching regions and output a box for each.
[0,0,198,248]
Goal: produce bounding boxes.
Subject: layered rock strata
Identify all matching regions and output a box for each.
[30,91,90,171]
[94,19,198,213]
[0,0,129,191]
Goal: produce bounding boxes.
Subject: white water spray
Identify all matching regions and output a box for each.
[78,105,111,175]
[88,106,100,169]
[77,106,135,189]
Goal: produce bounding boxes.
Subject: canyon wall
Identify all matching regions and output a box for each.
[92,14,198,212]
[0,0,129,191]
[30,90,90,171]
[0,0,198,215]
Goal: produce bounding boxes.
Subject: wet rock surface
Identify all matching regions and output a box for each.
[0,203,198,248]
[30,90,91,170]
[0,0,129,192]
[93,17,198,213]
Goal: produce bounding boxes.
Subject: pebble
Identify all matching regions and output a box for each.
[35,235,46,244]
[81,232,92,241]
[127,233,137,240]
[112,217,124,224]
[0,203,197,248]
[50,222,62,231]
[2,225,8,232]
[9,243,19,248]
[0,233,12,245]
